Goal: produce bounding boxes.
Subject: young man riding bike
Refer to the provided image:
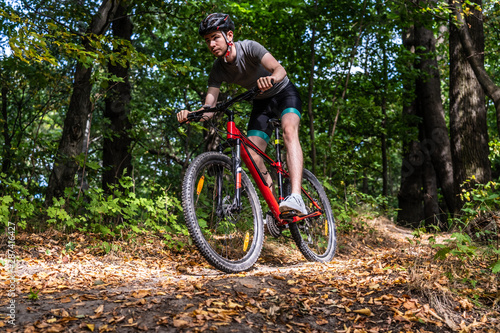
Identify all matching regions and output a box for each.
[176,13,306,216]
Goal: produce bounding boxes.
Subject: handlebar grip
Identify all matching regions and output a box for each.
[187,112,203,122]
[178,111,202,125]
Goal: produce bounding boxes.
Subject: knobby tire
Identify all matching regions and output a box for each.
[288,169,337,262]
[182,152,264,273]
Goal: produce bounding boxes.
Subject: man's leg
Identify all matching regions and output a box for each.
[281,112,303,194]
[248,135,273,188]
[278,112,306,215]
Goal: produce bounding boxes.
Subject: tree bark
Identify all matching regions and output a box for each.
[46,0,119,203]
[398,140,425,227]
[414,19,456,217]
[102,2,133,194]
[380,26,388,199]
[451,0,500,135]
[422,147,440,225]
[449,0,491,199]
[398,27,424,227]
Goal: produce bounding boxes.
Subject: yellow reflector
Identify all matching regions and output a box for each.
[243,232,250,251]
[196,176,205,195]
[325,221,328,236]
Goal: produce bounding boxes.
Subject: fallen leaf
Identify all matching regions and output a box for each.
[316,318,329,325]
[353,308,374,316]
[176,265,188,273]
[173,319,191,328]
[94,304,104,315]
[46,324,65,332]
[132,289,151,298]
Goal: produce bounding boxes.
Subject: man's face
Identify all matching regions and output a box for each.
[204,31,232,57]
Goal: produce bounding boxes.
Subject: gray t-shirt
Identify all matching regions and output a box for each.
[207,40,289,99]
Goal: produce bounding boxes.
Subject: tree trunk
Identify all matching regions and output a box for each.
[422,147,440,225]
[102,2,133,194]
[398,27,424,227]
[414,19,456,218]
[449,0,491,199]
[46,0,119,203]
[398,139,425,227]
[451,0,500,135]
[306,0,317,174]
[380,26,388,199]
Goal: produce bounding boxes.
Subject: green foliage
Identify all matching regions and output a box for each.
[321,178,390,233]
[434,232,477,262]
[28,288,40,301]
[45,175,187,238]
[457,178,500,233]
[0,175,37,230]
[0,171,187,246]
[433,176,500,275]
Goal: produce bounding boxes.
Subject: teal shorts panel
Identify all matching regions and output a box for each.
[281,107,301,119]
[247,129,271,143]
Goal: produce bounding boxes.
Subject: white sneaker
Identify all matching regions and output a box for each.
[279,193,307,215]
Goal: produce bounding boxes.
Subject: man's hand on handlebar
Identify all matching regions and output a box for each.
[256,76,275,93]
[176,110,191,124]
[177,83,270,125]
[177,107,215,124]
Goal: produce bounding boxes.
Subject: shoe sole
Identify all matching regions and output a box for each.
[279,206,307,216]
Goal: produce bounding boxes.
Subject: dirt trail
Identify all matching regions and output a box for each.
[0,218,497,332]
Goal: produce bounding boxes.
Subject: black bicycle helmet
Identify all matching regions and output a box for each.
[199,13,235,36]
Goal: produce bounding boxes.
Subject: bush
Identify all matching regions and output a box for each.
[0,174,38,230]
[435,178,500,274]
[1,174,187,244]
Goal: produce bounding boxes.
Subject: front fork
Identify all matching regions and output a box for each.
[214,138,242,217]
[232,138,243,211]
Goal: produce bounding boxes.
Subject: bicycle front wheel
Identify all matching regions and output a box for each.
[289,169,337,262]
[182,152,264,273]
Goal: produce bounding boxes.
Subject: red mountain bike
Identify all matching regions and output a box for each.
[181,87,336,273]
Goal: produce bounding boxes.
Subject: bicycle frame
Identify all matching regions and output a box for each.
[225,112,322,227]
[186,87,323,227]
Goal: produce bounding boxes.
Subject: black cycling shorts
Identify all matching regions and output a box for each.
[247,81,302,143]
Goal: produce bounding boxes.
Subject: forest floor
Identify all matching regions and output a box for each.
[0,217,499,332]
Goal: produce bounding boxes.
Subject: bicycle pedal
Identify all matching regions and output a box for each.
[279,211,300,221]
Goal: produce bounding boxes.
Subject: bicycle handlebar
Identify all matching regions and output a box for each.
[181,82,272,124]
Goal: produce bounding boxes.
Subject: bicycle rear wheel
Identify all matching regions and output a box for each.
[182,152,264,273]
[288,169,337,262]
